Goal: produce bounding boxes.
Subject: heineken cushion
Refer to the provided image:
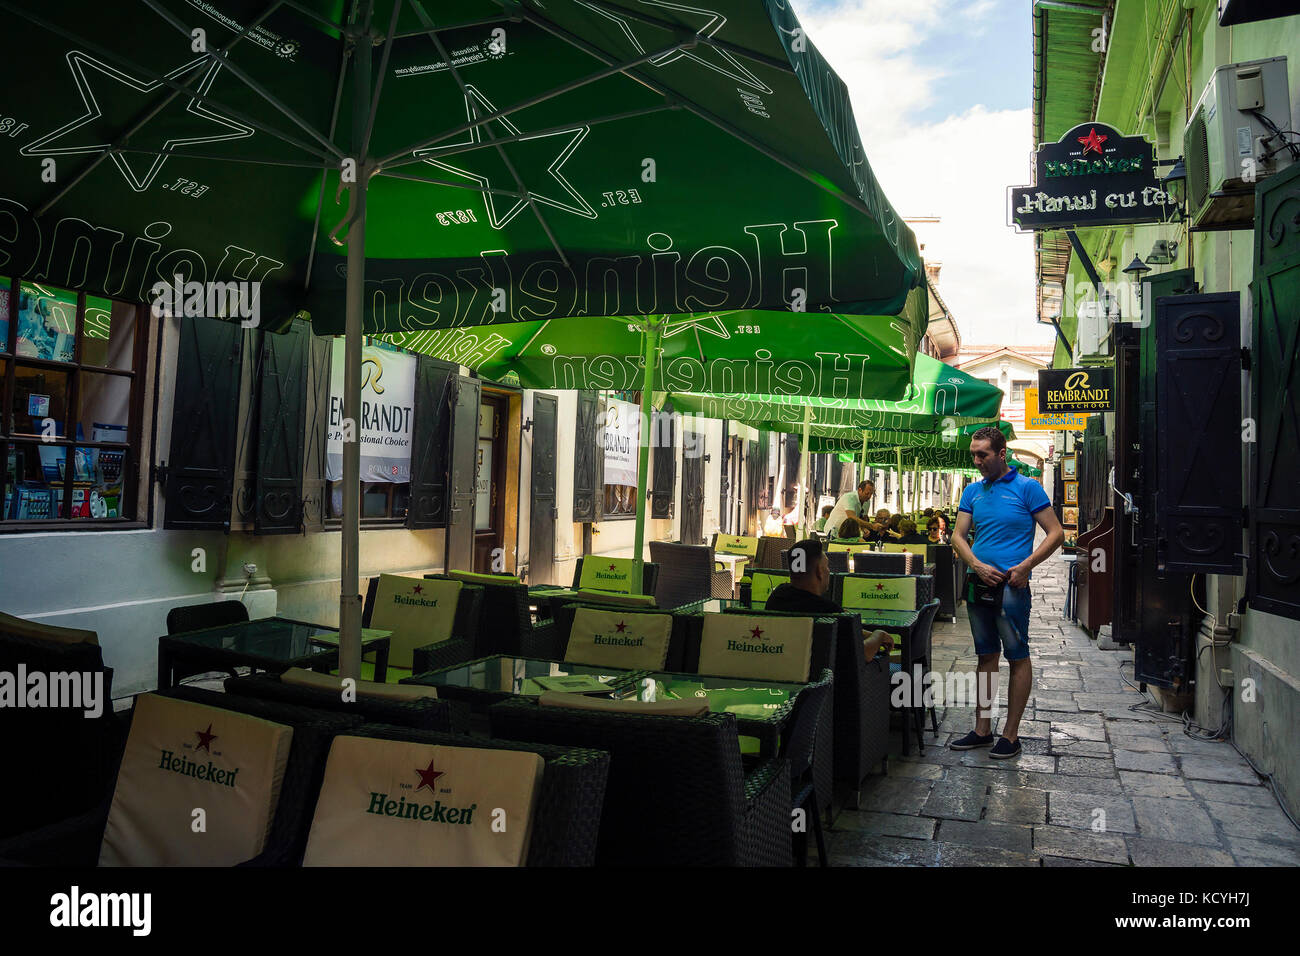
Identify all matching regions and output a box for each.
[0,610,98,645]
[748,571,790,606]
[572,589,657,608]
[99,693,292,866]
[839,576,918,612]
[369,574,463,670]
[882,543,929,559]
[714,534,759,556]
[446,570,521,586]
[279,667,439,702]
[537,691,710,716]
[302,736,544,867]
[698,613,814,683]
[577,556,637,593]
[563,607,673,671]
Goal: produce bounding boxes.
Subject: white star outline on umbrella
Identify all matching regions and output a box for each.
[578,0,773,94]
[660,314,732,340]
[415,85,596,230]
[21,51,254,193]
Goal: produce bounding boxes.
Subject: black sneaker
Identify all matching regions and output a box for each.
[949,730,996,750]
[989,736,1022,759]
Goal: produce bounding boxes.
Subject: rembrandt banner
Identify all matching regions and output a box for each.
[1037,368,1114,413]
[602,398,640,487]
[327,342,416,483]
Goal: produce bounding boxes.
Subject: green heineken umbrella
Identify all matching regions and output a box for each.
[667,353,1004,431]
[6,0,922,674]
[795,420,1017,455]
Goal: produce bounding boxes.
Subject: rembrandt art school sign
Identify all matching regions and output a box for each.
[1009,123,1180,231]
[1037,368,1114,414]
[327,342,417,483]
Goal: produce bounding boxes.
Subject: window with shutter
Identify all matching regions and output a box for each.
[406,354,457,529]
[254,320,309,534]
[573,391,600,521]
[650,406,675,519]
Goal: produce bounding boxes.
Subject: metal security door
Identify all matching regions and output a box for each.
[1250,162,1300,620]
[445,376,480,572]
[530,393,557,585]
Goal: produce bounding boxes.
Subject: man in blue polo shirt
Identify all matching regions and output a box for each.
[949,426,1063,758]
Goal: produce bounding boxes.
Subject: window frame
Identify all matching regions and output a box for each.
[1,277,149,533]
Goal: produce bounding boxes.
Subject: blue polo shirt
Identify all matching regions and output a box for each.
[958,465,1052,575]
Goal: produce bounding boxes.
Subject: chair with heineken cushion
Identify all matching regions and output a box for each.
[569,557,660,597]
[753,535,789,571]
[426,573,556,660]
[832,572,935,610]
[223,669,464,733]
[489,697,790,866]
[299,722,609,866]
[552,603,688,672]
[0,686,360,867]
[0,614,122,839]
[361,574,483,678]
[704,608,836,824]
[850,551,912,575]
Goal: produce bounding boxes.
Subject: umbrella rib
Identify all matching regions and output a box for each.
[3,1,335,168]
[411,1,570,266]
[575,0,795,75]
[378,39,691,165]
[361,0,404,155]
[374,168,525,198]
[393,14,513,37]
[138,0,345,160]
[518,8,879,222]
[384,104,676,169]
[516,320,552,358]
[305,9,358,292]
[280,0,351,35]
[109,145,326,168]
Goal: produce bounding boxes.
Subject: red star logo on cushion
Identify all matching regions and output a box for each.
[615,620,627,632]
[750,625,763,640]
[609,564,617,572]
[876,582,886,591]
[415,758,444,792]
[412,584,423,594]
[1077,127,1108,155]
[194,724,216,752]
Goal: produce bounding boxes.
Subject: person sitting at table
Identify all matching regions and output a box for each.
[833,517,863,541]
[815,504,834,533]
[766,538,893,660]
[762,507,784,536]
[926,516,947,544]
[896,519,930,545]
[882,514,905,540]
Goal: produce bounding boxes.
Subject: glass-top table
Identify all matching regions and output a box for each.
[407,654,807,755]
[157,616,390,689]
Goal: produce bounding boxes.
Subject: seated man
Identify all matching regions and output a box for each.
[896,519,930,544]
[765,538,893,661]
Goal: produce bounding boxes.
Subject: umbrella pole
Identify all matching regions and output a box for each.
[896,446,903,514]
[913,456,920,516]
[338,16,373,683]
[798,405,812,536]
[860,430,869,498]
[631,316,663,596]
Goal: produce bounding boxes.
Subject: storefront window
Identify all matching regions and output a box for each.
[1,279,143,527]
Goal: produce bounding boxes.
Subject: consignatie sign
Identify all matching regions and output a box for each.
[1009,123,1180,231]
[1037,368,1114,413]
[1025,387,1088,431]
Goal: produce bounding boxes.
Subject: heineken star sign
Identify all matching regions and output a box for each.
[1009,123,1180,231]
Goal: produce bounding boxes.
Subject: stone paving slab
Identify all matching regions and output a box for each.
[1179,754,1261,785]
[1032,826,1131,865]
[1113,749,1178,774]
[985,784,1048,825]
[1118,771,1194,800]
[1048,792,1137,833]
[935,819,1034,853]
[1131,796,1221,846]
[1126,837,1235,867]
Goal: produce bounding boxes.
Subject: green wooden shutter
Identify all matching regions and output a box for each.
[573,391,601,521]
[650,407,675,519]
[163,317,243,530]
[300,330,332,533]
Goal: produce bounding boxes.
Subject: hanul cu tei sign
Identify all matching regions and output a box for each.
[1009,123,1181,231]
[1037,368,1115,413]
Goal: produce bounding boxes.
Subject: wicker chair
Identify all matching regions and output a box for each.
[753,536,789,571]
[425,574,556,660]
[0,621,122,839]
[649,542,734,608]
[850,551,912,574]
[569,557,660,597]
[695,610,837,825]
[887,600,942,756]
[222,672,464,733]
[166,599,248,635]
[0,686,362,866]
[928,545,959,622]
[359,578,483,676]
[489,698,790,866]
[745,669,834,866]
[327,722,609,866]
[551,602,691,672]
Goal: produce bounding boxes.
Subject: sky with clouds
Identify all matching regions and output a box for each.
[796,0,1055,346]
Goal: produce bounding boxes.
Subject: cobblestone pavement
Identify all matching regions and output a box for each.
[823,556,1300,867]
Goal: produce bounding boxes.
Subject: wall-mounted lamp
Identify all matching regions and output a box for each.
[1162,157,1186,206]
[1123,254,1152,306]
[1146,239,1178,265]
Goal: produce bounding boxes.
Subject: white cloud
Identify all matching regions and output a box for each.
[796,0,1054,346]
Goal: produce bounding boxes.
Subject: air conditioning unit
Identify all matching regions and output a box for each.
[1184,56,1292,230]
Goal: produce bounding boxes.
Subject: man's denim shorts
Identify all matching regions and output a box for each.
[967,584,1032,661]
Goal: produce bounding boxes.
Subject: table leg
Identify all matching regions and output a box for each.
[373,641,390,683]
[157,643,172,691]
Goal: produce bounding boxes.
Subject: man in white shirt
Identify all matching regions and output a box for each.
[825,480,875,536]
